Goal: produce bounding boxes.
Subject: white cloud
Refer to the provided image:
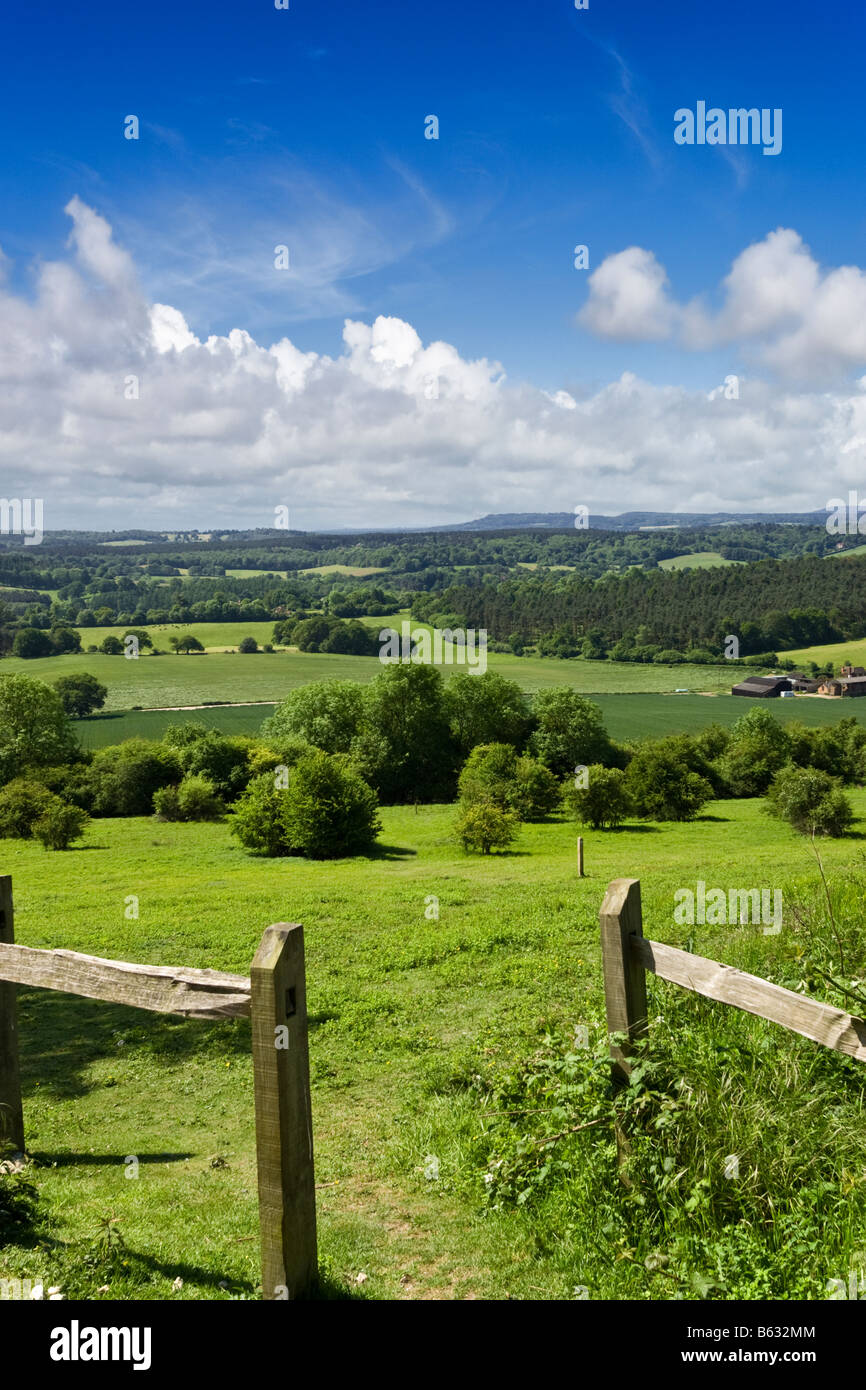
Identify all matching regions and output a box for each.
[2,201,866,529]
[578,247,675,341]
[581,227,866,383]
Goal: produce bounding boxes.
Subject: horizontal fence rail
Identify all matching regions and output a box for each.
[632,935,866,1063]
[600,877,866,1079]
[0,941,251,1020]
[0,874,317,1298]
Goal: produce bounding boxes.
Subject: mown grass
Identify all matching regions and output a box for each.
[2,797,866,1300]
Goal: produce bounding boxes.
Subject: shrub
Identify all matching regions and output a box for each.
[716,707,790,797]
[230,751,381,858]
[563,765,631,829]
[455,799,517,855]
[154,774,223,822]
[82,740,181,816]
[238,636,259,653]
[458,743,559,821]
[32,800,89,849]
[764,765,853,837]
[100,635,123,655]
[0,779,57,838]
[227,774,287,855]
[625,744,713,821]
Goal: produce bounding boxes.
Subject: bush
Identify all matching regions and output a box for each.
[457,743,558,821]
[32,800,89,849]
[0,779,57,838]
[625,744,713,821]
[764,765,853,837]
[82,740,181,816]
[455,799,517,855]
[716,707,790,797]
[154,774,223,822]
[230,751,381,858]
[563,765,632,829]
[238,636,259,653]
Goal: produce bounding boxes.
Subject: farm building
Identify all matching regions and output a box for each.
[731,675,793,698]
[841,664,866,678]
[818,676,866,697]
[787,672,821,693]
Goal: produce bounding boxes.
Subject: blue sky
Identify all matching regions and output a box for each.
[2,0,865,527]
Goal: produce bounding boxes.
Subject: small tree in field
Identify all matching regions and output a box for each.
[456,799,517,855]
[238,636,259,653]
[563,765,631,829]
[32,800,89,850]
[170,634,205,654]
[52,673,108,718]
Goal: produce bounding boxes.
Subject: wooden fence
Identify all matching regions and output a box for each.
[600,877,866,1082]
[0,875,317,1300]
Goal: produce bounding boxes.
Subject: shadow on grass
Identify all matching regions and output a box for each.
[355,842,417,861]
[29,1151,194,1167]
[17,989,253,1099]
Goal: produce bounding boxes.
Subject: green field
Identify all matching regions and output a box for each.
[71,691,866,752]
[780,637,866,669]
[658,551,740,570]
[78,621,281,651]
[2,796,864,1300]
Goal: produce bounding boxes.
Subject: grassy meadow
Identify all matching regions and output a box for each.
[2,797,866,1300]
[657,551,741,570]
[5,645,741,715]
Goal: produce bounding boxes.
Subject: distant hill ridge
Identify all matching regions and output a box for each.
[436,510,828,532]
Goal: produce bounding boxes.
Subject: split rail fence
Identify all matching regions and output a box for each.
[600,877,866,1080]
[0,875,317,1300]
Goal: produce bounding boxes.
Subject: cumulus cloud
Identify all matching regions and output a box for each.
[581,227,866,383]
[1,201,866,529]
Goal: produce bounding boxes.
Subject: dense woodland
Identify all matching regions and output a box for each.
[0,521,863,662]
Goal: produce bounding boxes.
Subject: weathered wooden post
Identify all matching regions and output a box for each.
[577,837,584,878]
[250,923,317,1300]
[599,878,648,1084]
[0,876,25,1153]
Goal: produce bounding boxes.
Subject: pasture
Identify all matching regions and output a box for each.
[657,551,740,570]
[72,691,866,752]
[1,796,865,1300]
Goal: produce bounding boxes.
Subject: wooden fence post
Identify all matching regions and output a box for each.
[0,876,25,1153]
[599,878,648,1084]
[251,924,317,1300]
[577,837,584,878]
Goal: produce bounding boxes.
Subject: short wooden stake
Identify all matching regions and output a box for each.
[0,876,25,1153]
[599,878,648,1084]
[577,836,584,877]
[251,924,317,1300]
